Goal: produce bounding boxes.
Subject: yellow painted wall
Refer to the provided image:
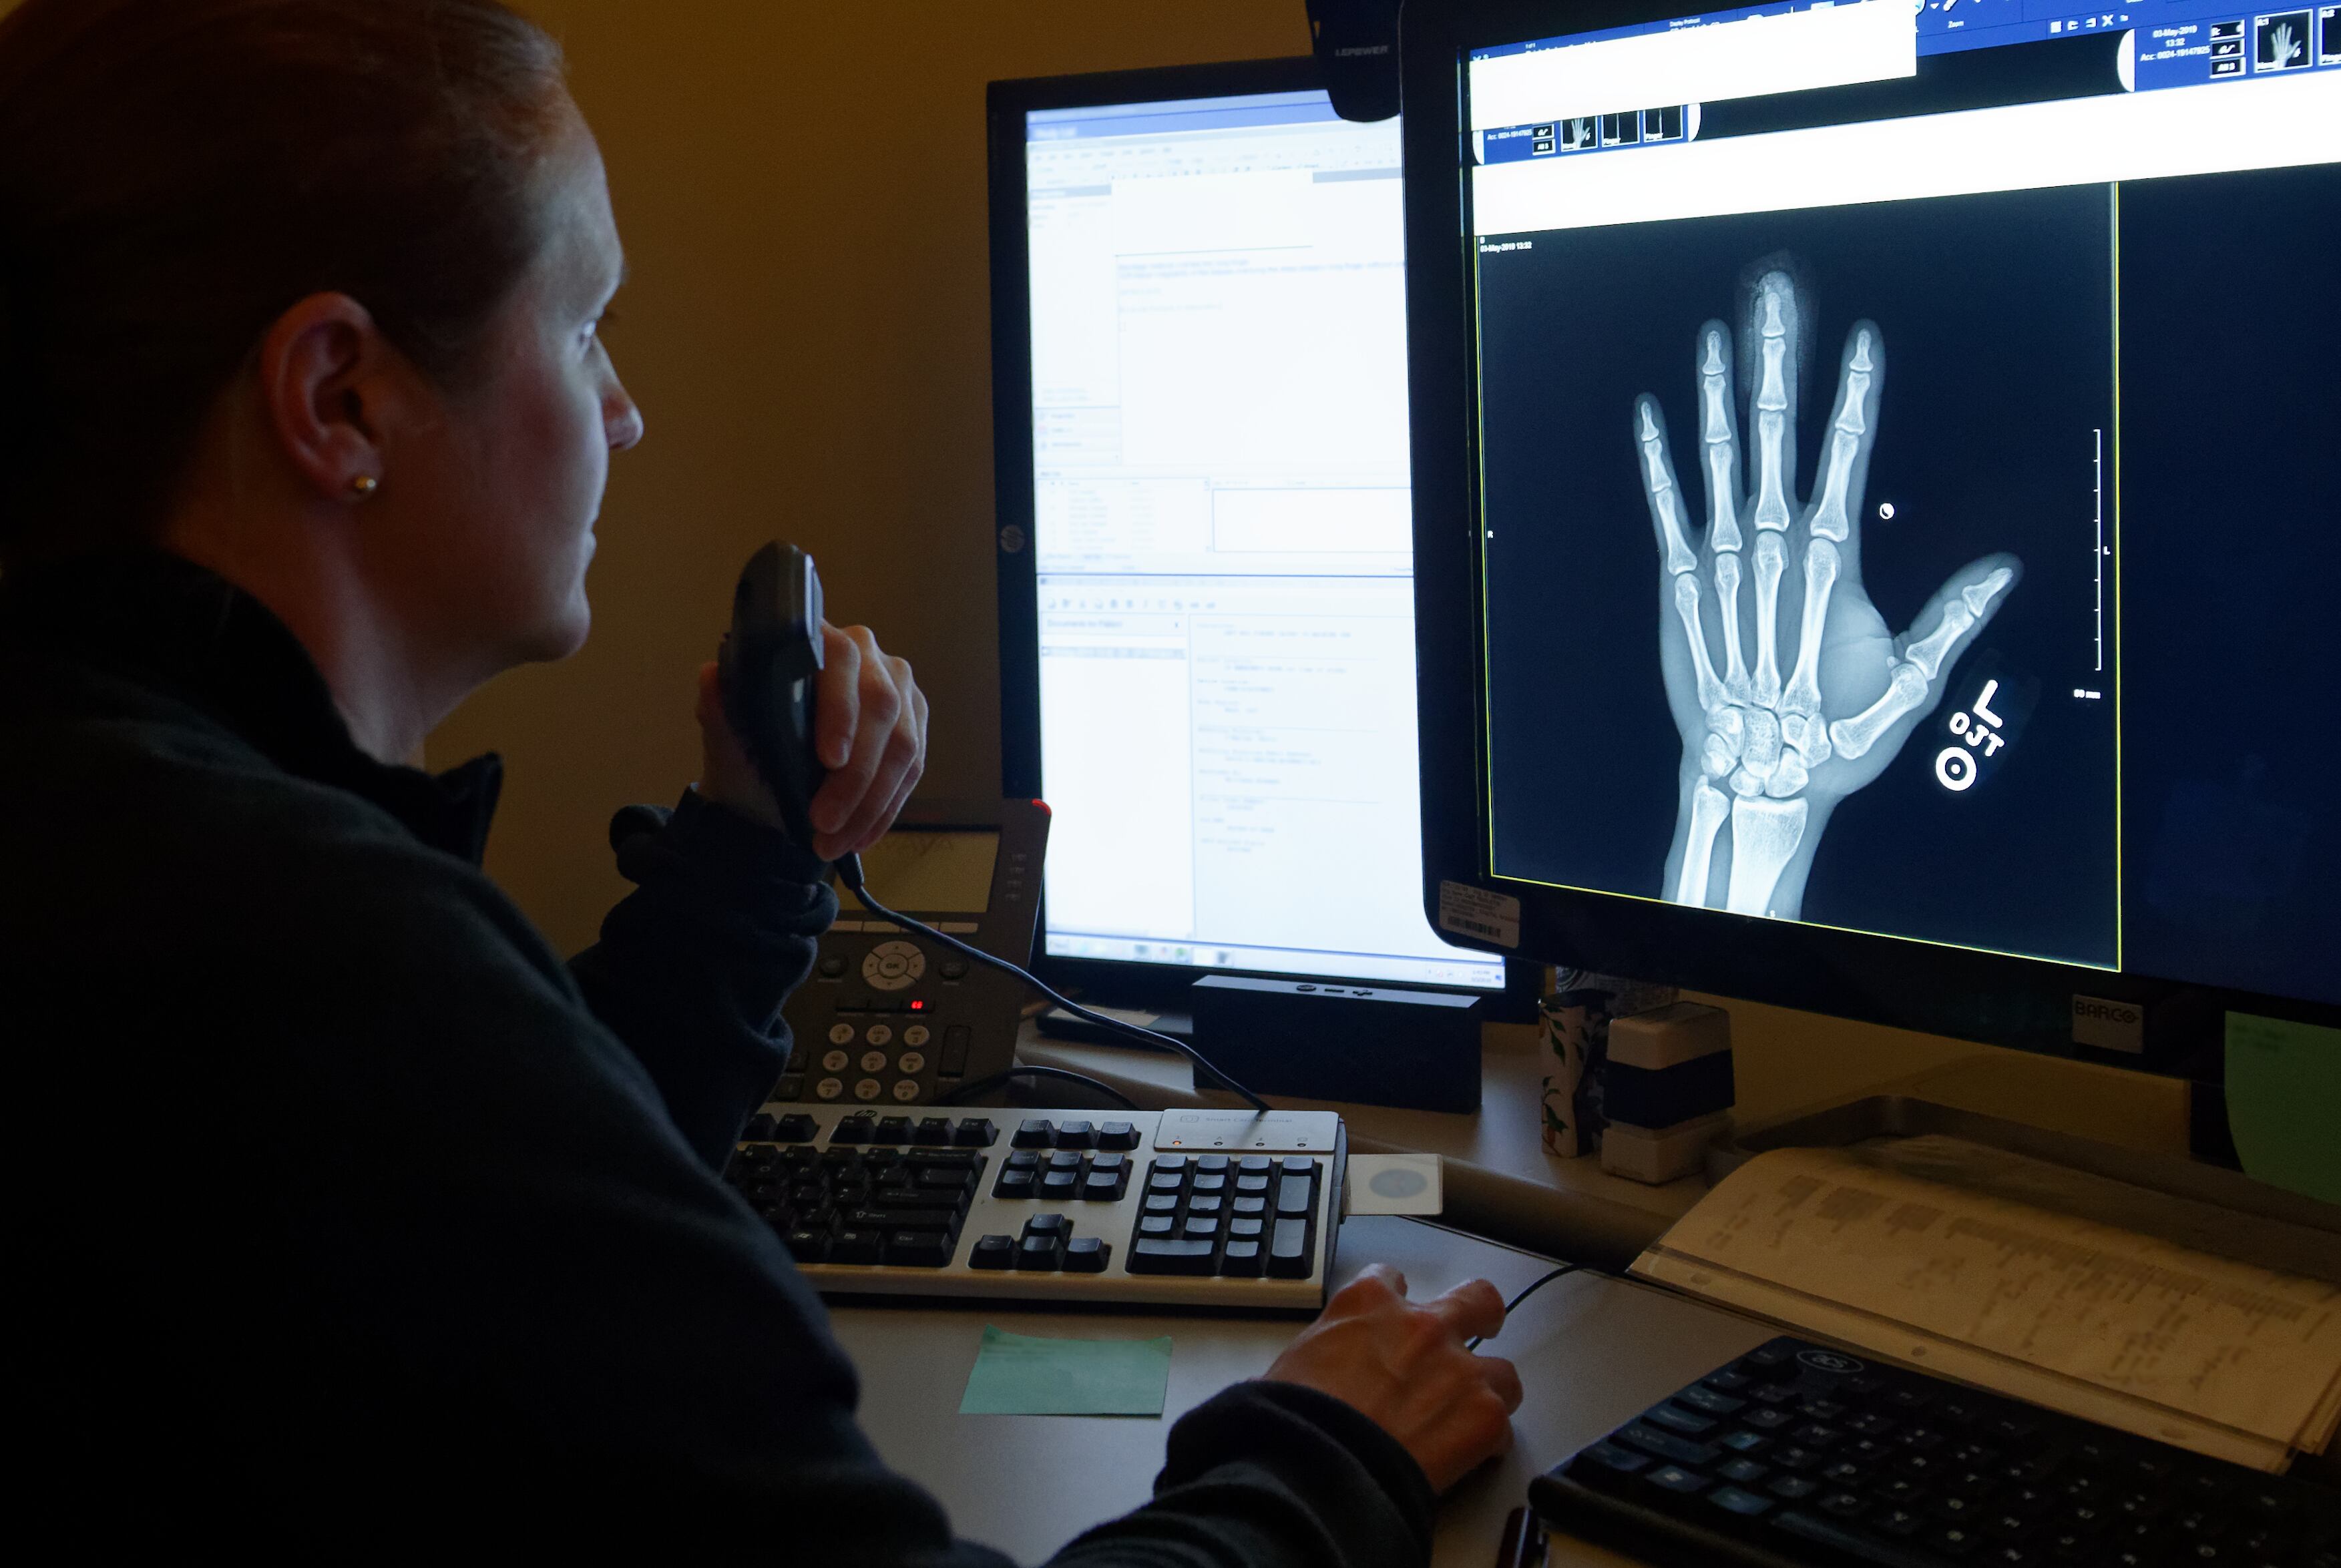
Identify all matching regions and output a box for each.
[423,3,1309,954]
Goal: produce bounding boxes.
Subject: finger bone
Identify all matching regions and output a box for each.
[1675,780,1731,906]
[1713,551,1751,703]
[1641,404,1699,576]
[1828,661,1928,759]
[1725,795,1810,917]
[1962,565,2014,617]
[1673,574,1726,712]
[1750,285,1793,533]
[1781,537,1840,717]
[1701,332,1745,555]
[1751,531,1786,708]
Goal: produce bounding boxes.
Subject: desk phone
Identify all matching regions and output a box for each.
[726,1103,1346,1309]
[771,798,1048,1105]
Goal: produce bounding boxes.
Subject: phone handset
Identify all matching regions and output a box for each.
[716,541,1267,1111]
[717,541,855,876]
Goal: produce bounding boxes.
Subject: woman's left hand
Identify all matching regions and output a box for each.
[693,621,927,860]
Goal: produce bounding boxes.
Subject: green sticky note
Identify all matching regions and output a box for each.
[2225,1012,2341,1206]
[958,1325,1173,1417]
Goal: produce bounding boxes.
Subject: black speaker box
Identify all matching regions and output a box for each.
[1190,975,1481,1113]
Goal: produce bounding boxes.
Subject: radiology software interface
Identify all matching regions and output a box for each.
[1025,90,1502,989]
[1469,0,2338,1003]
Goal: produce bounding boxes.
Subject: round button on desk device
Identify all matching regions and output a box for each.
[821,1049,850,1073]
[814,1077,843,1101]
[890,1079,920,1103]
[861,940,926,992]
[859,1050,887,1074]
[903,1024,931,1048]
[896,1051,927,1075]
[866,1023,894,1047]
[853,1077,883,1102]
[827,1022,856,1045]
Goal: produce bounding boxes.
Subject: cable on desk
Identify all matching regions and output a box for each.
[835,853,1271,1113]
[1466,1263,1584,1351]
[932,1065,1140,1111]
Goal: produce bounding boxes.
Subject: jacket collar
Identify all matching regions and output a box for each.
[0,549,503,864]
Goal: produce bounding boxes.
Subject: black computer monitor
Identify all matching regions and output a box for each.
[987,58,1540,1023]
[1402,0,2340,1073]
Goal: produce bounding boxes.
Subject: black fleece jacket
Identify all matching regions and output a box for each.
[0,550,1434,1559]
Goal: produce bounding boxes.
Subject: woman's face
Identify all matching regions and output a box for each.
[389,113,642,674]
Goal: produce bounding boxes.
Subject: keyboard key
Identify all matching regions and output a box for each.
[1680,1384,1748,1416]
[1578,1440,1651,1476]
[886,1230,951,1267]
[1187,1195,1224,1216]
[1144,1194,1179,1214]
[968,1234,1013,1269]
[1015,1234,1063,1270]
[1647,1404,1719,1437]
[1054,1121,1096,1148]
[1138,1215,1174,1236]
[1012,1119,1054,1147]
[951,1117,998,1147]
[1081,1170,1125,1200]
[1096,1121,1140,1149]
[1039,1171,1078,1199]
[1046,1150,1084,1171]
[1221,1240,1263,1276]
[1933,1526,1984,1558]
[1275,1173,1314,1218]
[1709,1487,1773,1519]
[1228,1217,1264,1239]
[1128,1238,1216,1276]
[1022,1212,1070,1238]
[913,1117,953,1145]
[1767,1476,1820,1501]
[1191,1174,1227,1194]
[783,1229,830,1263]
[1649,1466,1710,1495]
[1183,1217,1220,1240]
[1267,1217,1311,1278]
[776,1113,819,1142]
[1235,1175,1271,1194]
[1195,1154,1229,1173]
[1617,1424,1721,1469]
[1719,1458,1769,1485]
[1232,1196,1267,1216]
[830,1230,882,1264]
[1818,1491,1869,1521]
[1237,1155,1272,1173]
[1149,1173,1185,1194]
[1877,1509,1928,1539]
[1718,1430,1770,1455]
[1745,1407,1797,1431]
[1063,1236,1110,1272]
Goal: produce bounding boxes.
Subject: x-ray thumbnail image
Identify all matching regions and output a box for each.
[2321,7,2338,64]
[2256,11,2312,69]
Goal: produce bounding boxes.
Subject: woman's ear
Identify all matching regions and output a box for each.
[254,292,403,503]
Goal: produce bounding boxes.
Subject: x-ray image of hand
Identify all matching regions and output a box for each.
[1635,268,2021,919]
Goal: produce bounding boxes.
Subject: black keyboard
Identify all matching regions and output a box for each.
[1530,1336,2339,1568]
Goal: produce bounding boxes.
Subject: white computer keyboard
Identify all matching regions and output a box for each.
[724,1102,1346,1308]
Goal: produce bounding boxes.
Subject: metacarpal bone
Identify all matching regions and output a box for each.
[1673,574,1726,712]
[1725,795,1809,917]
[1781,537,1840,717]
[1828,661,1928,759]
[1713,551,1751,702]
[1751,531,1786,707]
[1677,780,1730,906]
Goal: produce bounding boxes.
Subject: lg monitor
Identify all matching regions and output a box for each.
[988,59,1538,1025]
[1404,0,2340,1073]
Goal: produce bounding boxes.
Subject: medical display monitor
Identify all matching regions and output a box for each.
[989,63,1514,1002]
[1407,0,2338,1057]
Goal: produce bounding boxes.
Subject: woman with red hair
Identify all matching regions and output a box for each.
[0,1,1520,1552]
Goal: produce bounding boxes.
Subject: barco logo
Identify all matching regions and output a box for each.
[2071,995,2145,1053]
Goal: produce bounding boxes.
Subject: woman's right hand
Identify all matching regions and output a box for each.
[1261,1264,1524,1493]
